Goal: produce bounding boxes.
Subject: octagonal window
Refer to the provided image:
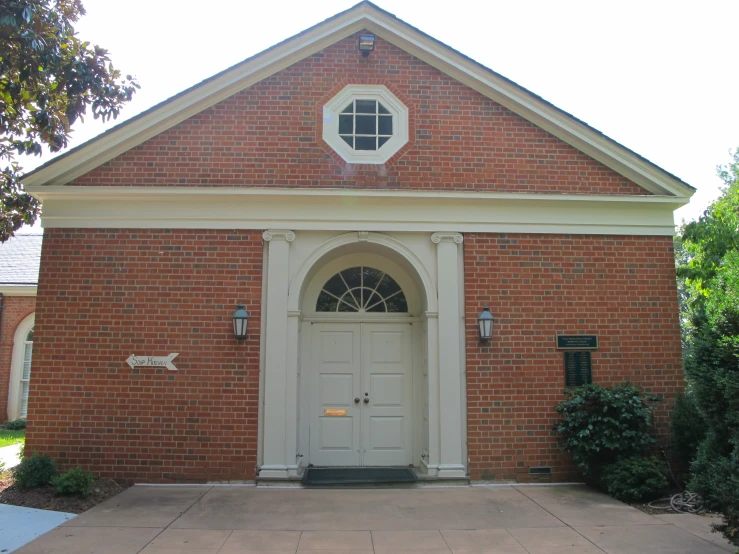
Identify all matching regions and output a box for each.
[323,85,408,164]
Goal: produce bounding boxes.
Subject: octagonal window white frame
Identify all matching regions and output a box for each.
[323,85,409,164]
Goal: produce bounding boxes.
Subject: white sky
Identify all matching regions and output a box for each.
[18,0,739,232]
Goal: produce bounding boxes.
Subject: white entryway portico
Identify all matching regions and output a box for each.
[258,231,467,480]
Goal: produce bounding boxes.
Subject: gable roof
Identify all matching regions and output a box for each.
[22,1,694,198]
[0,234,42,286]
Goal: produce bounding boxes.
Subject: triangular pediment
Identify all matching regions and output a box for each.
[23,2,693,198]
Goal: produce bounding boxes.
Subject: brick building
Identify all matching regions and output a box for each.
[0,234,41,423]
[21,3,692,483]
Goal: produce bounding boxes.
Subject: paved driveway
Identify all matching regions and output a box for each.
[14,484,734,553]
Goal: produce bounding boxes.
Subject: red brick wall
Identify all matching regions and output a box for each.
[464,234,682,482]
[70,34,647,196]
[26,229,262,483]
[0,295,36,421]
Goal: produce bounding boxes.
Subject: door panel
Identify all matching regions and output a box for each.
[309,322,413,467]
[361,324,413,466]
[309,325,361,466]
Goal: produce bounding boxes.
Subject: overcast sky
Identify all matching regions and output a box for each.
[18,0,739,232]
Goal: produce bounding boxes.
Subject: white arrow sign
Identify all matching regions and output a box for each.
[126,353,179,371]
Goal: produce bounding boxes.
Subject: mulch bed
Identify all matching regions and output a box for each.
[0,469,129,514]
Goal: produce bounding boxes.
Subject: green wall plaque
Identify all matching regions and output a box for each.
[564,351,592,387]
[556,335,598,349]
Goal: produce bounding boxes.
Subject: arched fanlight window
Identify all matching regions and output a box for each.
[20,326,33,418]
[316,267,408,313]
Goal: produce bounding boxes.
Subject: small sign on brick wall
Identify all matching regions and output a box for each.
[126,353,179,371]
[564,351,592,387]
[556,335,598,349]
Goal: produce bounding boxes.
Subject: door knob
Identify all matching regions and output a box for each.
[354,397,360,403]
[364,397,369,404]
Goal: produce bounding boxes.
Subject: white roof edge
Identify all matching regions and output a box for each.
[26,185,689,205]
[0,285,38,296]
[21,2,694,198]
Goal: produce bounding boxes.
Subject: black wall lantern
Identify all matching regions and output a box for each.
[477,305,494,341]
[358,34,375,56]
[232,304,249,340]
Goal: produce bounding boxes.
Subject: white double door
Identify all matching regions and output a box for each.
[309,322,413,467]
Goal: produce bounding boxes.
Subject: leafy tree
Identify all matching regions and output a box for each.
[678,149,739,324]
[1,0,139,241]
[679,148,739,547]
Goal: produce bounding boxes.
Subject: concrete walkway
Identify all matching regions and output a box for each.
[0,504,75,553]
[0,442,23,469]
[13,484,736,554]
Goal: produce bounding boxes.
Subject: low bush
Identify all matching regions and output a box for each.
[3,419,26,430]
[669,392,707,477]
[13,453,57,490]
[553,383,659,475]
[53,467,95,498]
[601,456,669,503]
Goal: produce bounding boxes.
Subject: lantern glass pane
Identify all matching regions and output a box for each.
[233,315,248,338]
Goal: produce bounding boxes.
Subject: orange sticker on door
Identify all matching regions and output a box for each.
[324,408,348,416]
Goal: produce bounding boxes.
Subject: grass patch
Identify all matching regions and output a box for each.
[0,429,25,448]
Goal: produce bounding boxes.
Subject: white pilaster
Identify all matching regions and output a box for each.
[423,311,440,477]
[260,229,296,479]
[431,232,466,479]
[285,311,301,477]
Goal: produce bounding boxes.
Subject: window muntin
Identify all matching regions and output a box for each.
[338,100,393,151]
[20,326,33,418]
[316,266,408,313]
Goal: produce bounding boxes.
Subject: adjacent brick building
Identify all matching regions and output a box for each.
[0,234,42,423]
[22,2,691,483]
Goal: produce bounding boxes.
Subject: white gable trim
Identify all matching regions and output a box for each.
[22,2,694,198]
[29,186,686,236]
[0,286,37,296]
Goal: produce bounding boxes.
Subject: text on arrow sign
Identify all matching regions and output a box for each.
[126,353,179,371]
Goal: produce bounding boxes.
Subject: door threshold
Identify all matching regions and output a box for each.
[255,467,470,488]
[302,466,417,486]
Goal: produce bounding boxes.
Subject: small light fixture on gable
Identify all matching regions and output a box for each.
[477,306,494,341]
[232,304,249,340]
[358,34,375,56]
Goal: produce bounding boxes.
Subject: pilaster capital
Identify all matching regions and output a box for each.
[263,229,296,242]
[431,232,463,245]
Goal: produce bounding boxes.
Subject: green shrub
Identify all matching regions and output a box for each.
[601,456,669,503]
[13,453,57,490]
[53,467,95,498]
[682,250,739,547]
[670,392,707,476]
[688,434,739,546]
[553,383,659,475]
[3,419,26,430]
